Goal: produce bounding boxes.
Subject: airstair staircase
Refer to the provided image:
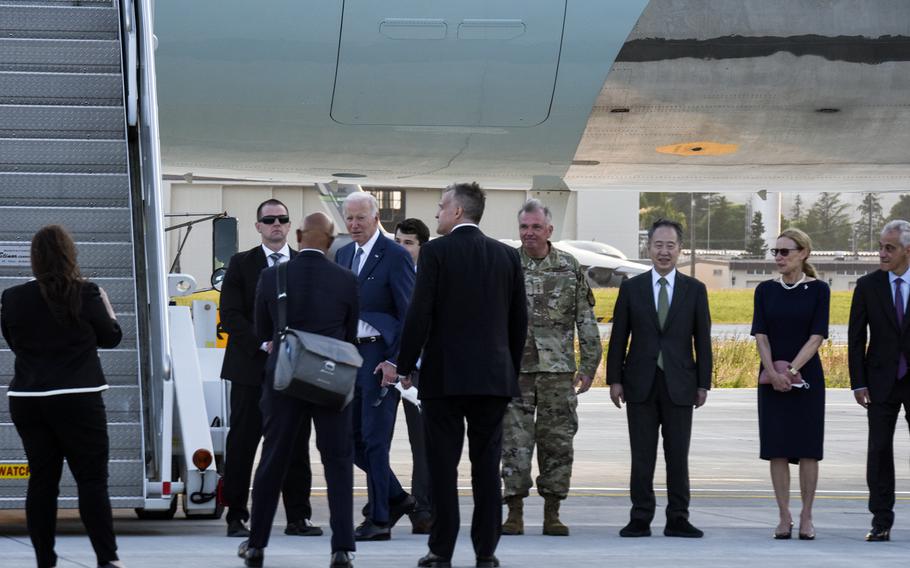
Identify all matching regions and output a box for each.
[0,0,145,508]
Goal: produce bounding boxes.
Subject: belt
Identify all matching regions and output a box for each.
[355,336,381,345]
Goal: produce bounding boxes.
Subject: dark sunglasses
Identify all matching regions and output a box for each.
[259,215,290,225]
[770,247,803,257]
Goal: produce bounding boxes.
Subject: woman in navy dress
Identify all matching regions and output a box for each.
[751,228,829,541]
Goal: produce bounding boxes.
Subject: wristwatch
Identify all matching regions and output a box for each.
[787,365,799,376]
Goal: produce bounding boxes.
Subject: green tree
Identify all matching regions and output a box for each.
[854,193,884,251]
[639,193,687,231]
[888,194,910,222]
[803,192,852,250]
[745,212,767,258]
[698,195,747,250]
[791,195,805,223]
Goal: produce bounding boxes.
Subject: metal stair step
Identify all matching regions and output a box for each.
[0,173,129,206]
[0,460,144,502]
[0,105,124,139]
[0,422,141,460]
[0,385,141,422]
[0,314,135,352]
[0,241,134,278]
[0,206,131,241]
[0,349,141,387]
[0,71,122,106]
[0,5,117,40]
[0,38,120,73]
[0,138,126,173]
[0,276,137,312]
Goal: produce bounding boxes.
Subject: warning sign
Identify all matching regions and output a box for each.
[0,242,30,268]
[0,463,29,479]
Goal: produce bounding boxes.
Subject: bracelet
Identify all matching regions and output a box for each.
[787,365,799,376]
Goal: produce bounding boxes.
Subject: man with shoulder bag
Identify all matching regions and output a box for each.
[239,212,360,568]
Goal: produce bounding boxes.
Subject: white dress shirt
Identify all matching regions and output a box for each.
[261,243,291,267]
[353,230,382,338]
[259,243,291,351]
[451,223,479,233]
[651,268,677,310]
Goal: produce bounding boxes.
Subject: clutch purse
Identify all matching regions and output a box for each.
[758,360,809,389]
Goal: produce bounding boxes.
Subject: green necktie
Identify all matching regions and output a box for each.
[657,277,669,369]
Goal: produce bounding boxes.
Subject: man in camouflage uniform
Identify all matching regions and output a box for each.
[501,199,602,537]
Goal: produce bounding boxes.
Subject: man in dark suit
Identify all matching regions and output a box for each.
[606,218,712,539]
[239,212,359,568]
[394,218,434,534]
[391,183,528,568]
[848,219,910,542]
[335,192,416,541]
[220,199,320,538]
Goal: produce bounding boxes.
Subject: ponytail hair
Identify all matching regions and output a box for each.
[778,228,816,278]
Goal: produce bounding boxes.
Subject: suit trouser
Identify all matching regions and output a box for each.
[423,396,510,559]
[404,395,432,515]
[502,372,578,499]
[867,377,910,529]
[353,340,406,524]
[626,369,693,524]
[223,382,313,524]
[10,393,118,568]
[249,385,355,552]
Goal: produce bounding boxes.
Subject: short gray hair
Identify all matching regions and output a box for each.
[882,219,910,247]
[517,199,552,223]
[342,192,379,217]
[445,182,485,223]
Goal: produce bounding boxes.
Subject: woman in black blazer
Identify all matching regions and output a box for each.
[0,225,124,568]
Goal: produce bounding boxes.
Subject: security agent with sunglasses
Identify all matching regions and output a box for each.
[220,199,321,539]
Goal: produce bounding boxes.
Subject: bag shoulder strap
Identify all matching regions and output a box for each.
[276,260,288,333]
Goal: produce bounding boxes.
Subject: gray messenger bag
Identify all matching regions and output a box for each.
[272,261,362,410]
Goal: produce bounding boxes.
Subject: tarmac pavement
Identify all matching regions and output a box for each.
[1,389,909,567]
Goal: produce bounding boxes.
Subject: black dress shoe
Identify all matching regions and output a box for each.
[476,555,500,567]
[237,540,264,568]
[417,552,452,567]
[664,518,704,538]
[410,512,433,534]
[389,494,417,528]
[227,519,251,538]
[330,551,354,567]
[354,519,391,541]
[285,518,324,536]
[619,519,652,537]
[866,527,891,542]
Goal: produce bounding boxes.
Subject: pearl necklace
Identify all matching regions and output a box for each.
[778,273,806,290]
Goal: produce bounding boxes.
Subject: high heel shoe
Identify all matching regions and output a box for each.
[798,521,816,540]
[773,521,793,540]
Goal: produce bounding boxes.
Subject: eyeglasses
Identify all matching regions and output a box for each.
[770,247,803,257]
[259,215,290,225]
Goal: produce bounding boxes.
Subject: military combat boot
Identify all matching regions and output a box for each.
[543,496,569,536]
[501,496,524,535]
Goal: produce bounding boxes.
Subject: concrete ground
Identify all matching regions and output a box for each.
[1,389,909,567]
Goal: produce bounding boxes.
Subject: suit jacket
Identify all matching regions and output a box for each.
[334,233,415,362]
[220,245,298,385]
[848,269,910,402]
[396,226,528,399]
[606,270,712,406]
[254,251,359,374]
[1,280,122,394]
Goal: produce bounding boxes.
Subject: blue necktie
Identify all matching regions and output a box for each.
[352,247,364,276]
[268,252,282,267]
